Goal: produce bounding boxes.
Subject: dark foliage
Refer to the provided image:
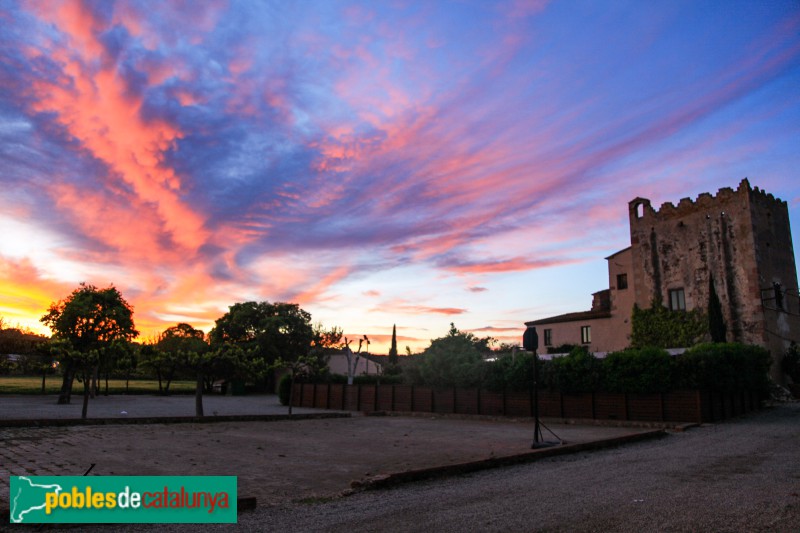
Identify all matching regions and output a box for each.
[602,347,674,393]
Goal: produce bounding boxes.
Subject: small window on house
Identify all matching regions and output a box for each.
[544,329,552,346]
[581,325,591,344]
[617,273,628,290]
[669,288,686,311]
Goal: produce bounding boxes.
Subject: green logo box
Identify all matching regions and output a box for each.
[9,475,237,524]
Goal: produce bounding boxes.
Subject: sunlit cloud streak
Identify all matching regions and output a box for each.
[0,0,798,351]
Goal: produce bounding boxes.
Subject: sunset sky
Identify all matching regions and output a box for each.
[1,0,798,353]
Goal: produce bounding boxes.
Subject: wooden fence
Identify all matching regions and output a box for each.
[291,383,762,423]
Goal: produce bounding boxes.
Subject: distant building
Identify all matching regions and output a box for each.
[327,352,383,377]
[526,179,799,383]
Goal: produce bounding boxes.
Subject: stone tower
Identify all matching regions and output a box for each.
[628,179,799,382]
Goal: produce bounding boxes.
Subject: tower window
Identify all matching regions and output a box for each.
[669,288,686,311]
[617,273,628,290]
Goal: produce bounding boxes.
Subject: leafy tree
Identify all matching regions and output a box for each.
[307,323,342,381]
[96,339,133,396]
[115,342,139,394]
[158,323,207,355]
[0,326,52,388]
[138,342,178,394]
[47,340,97,418]
[312,323,344,352]
[272,354,325,415]
[40,284,138,412]
[156,323,210,415]
[410,324,488,388]
[209,301,314,391]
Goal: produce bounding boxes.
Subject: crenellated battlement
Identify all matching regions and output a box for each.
[630,178,787,223]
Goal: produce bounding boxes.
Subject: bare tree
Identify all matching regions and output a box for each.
[343,335,369,385]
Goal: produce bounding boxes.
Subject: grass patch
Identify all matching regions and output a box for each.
[0,376,196,395]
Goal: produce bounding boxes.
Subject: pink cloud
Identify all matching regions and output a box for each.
[47,182,174,262]
[373,301,468,316]
[25,7,210,255]
[445,257,580,275]
[292,266,353,305]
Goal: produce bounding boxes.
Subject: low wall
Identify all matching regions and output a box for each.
[291,383,762,423]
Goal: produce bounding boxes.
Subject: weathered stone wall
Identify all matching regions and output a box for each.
[627,179,799,382]
[746,185,800,379]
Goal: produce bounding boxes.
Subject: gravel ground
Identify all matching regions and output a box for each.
[237,402,800,532]
[17,402,797,532]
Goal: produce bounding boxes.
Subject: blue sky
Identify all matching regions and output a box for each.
[0,0,798,351]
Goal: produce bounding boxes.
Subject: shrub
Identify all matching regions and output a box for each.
[546,343,577,355]
[484,352,535,392]
[602,347,674,393]
[415,334,486,389]
[0,354,13,375]
[352,374,404,385]
[549,346,602,393]
[676,343,771,395]
[782,342,800,383]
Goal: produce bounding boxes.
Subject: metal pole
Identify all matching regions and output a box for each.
[532,350,543,447]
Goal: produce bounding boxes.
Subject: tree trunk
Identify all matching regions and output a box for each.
[195,372,204,417]
[346,352,354,385]
[41,370,46,394]
[89,366,99,399]
[81,371,90,420]
[57,365,74,404]
[288,371,294,416]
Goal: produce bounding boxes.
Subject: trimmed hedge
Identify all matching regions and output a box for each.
[548,346,602,393]
[602,347,674,393]
[483,352,535,392]
[294,343,772,397]
[493,343,771,396]
[676,343,771,395]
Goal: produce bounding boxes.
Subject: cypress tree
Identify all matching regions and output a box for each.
[389,324,398,365]
[708,275,727,343]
